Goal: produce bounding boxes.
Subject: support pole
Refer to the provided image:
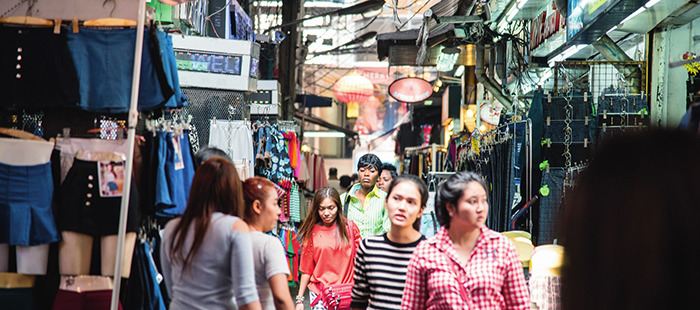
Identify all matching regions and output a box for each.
[110,0,147,308]
[279,0,301,120]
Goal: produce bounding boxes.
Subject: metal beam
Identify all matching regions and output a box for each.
[279,0,301,120]
[434,15,482,24]
[294,111,358,138]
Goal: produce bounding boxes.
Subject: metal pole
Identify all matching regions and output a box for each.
[110,0,147,308]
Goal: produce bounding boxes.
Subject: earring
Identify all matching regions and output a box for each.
[449,212,454,217]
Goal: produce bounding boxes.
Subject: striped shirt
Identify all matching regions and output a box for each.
[351,233,426,310]
[340,184,389,238]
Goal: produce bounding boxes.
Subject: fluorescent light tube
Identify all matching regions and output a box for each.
[304,131,346,138]
[620,7,645,24]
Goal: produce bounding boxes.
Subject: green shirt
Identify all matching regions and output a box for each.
[340,183,390,238]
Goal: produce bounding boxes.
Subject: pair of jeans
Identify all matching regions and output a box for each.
[537,169,566,245]
[543,97,592,120]
[544,120,592,143]
[598,95,647,113]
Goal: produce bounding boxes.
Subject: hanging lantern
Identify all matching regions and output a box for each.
[333,72,374,104]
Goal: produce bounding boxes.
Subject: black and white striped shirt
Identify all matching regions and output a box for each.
[351,233,426,310]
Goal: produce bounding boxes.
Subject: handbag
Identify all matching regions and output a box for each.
[310,221,356,310]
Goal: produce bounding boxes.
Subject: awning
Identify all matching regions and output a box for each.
[376,25,455,66]
[296,94,333,108]
[293,111,358,137]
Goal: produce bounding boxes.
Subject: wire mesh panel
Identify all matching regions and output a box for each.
[552,61,649,142]
[552,61,647,107]
[181,87,250,149]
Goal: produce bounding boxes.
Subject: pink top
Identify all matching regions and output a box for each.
[299,220,361,294]
[402,226,530,310]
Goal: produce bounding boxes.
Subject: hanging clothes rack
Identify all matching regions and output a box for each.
[111,0,148,309]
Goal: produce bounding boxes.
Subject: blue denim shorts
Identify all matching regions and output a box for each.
[0,162,60,246]
[66,27,167,113]
[155,131,194,216]
[156,31,188,108]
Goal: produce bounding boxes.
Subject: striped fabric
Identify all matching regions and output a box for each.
[290,182,301,222]
[340,184,389,239]
[351,234,426,310]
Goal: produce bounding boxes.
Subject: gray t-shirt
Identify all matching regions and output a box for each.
[250,231,291,310]
[161,213,259,310]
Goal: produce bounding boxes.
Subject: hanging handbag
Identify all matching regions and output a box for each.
[310,221,356,310]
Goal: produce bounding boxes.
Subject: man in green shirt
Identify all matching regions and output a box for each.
[340,154,390,238]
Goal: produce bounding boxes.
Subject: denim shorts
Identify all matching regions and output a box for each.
[0,162,60,246]
[0,25,80,111]
[156,30,187,108]
[155,131,194,216]
[58,159,139,237]
[66,27,168,113]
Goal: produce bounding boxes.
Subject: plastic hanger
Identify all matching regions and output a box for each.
[0,16,53,26]
[83,18,137,27]
[0,127,46,141]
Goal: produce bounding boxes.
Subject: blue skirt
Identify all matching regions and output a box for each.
[0,162,60,246]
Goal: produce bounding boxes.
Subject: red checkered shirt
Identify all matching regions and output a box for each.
[401,226,530,310]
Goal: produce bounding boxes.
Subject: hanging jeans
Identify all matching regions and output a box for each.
[537,169,566,245]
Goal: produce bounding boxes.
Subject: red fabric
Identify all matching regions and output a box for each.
[52,289,123,310]
[402,227,530,310]
[300,220,361,295]
[282,132,299,170]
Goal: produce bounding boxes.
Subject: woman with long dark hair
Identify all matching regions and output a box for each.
[161,157,261,310]
[295,187,361,310]
[242,177,294,310]
[351,174,428,310]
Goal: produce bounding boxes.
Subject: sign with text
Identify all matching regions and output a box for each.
[530,1,567,52]
[388,78,433,103]
[174,51,242,75]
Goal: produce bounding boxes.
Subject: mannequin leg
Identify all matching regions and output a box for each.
[100,232,136,278]
[58,231,93,275]
[16,244,49,275]
[0,244,8,272]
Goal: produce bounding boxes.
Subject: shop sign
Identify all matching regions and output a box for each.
[388,78,433,103]
[530,2,567,52]
[567,0,613,39]
[174,51,242,75]
[480,102,503,126]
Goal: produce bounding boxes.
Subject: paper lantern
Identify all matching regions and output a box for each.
[333,72,374,104]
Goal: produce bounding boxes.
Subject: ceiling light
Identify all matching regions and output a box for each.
[548,44,587,67]
[454,65,465,78]
[505,5,518,22]
[517,0,529,9]
[606,25,617,34]
[437,47,460,72]
[644,0,661,8]
[620,7,645,25]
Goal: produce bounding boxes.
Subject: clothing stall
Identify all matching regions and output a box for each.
[0,1,275,309]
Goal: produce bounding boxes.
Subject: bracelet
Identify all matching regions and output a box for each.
[295,296,305,302]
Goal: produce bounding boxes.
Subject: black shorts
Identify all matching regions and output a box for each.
[58,159,139,237]
[0,24,80,111]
